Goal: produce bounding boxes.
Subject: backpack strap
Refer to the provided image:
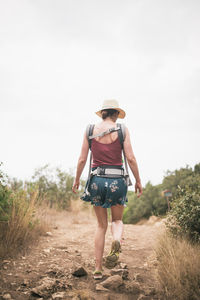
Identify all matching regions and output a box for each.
[117,123,132,186]
[86,124,95,149]
[85,124,95,193]
[117,123,126,148]
[89,127,120,140]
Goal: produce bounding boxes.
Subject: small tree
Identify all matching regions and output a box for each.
[166,186,200,243]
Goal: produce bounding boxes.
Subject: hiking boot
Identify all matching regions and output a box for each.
[105,240,121,269]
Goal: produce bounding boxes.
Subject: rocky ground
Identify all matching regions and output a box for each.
[0,210,164,300]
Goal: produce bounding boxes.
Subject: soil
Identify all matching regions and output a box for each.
[0,210,164,300]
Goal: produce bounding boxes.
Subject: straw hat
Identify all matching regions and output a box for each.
[96,99,126,119]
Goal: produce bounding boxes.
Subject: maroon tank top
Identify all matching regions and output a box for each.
[91,137,123,168]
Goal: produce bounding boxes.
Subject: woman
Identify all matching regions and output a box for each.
[72,99,142,279]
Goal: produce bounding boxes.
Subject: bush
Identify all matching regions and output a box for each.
[123,182,167,224]
[31,165,81,209]
[166,186,200,243]
[0,164,12,222]
[0,164,48,258]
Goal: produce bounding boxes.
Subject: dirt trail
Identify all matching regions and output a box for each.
[0,211,163,300]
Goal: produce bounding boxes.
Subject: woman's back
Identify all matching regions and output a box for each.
[92,122,118,144]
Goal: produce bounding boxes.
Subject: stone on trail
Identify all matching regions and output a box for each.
[43,248,51,253]
[101,275,124,290]
[72,266,88,277]
[2,260,10,264]
[52,291,66,299]
[96,283,109,292]
[119,262,128,269]
[22,278,29,286]
[46,231,53,236]
[110,268,129,280]
[31,277,56,297]
[2,294,12,300]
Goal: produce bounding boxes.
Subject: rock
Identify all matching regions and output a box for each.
[125,281,141,294]
[3,266,8,270]
[101,275,124,290]
[110,268,129,280]
[72,266,88,277]
[43,248,51,253]
[2,260,10,264]
[119,263,127,269]
[2,294,12,300]
[22,279,29,286]
[46,231,53,236]
[31,277,56,297]
[96,284,109,292]
[52,291,66,299]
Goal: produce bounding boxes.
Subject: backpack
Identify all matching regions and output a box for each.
[86,123,132,186]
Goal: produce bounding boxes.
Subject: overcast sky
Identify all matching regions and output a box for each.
[0,0,200,187]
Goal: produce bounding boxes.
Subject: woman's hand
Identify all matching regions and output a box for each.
[135,181,143,197]
[72,179,80,194]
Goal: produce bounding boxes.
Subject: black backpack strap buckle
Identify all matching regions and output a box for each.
[96,167,105,176]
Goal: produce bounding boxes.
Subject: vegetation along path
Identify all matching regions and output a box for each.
[0,211,164,300]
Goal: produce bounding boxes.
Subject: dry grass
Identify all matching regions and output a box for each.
[0,190,49,258]
[155,230,200,300]
[69,198,95,224]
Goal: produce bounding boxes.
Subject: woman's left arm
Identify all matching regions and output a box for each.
[72,132,89,193]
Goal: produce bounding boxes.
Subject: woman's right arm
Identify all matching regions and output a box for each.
[123,127,143,197]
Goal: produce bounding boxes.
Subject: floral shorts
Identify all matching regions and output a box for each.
[81,175,128,208]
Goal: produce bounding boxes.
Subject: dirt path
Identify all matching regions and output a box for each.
[0,211,163,300]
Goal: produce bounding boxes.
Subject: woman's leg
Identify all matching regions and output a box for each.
[93,206,108,271]
[110,204,124,243]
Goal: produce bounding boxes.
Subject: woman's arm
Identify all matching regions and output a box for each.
[123,127,143,197]
[72,132,89,193]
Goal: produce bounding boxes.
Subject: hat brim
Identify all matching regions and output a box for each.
[95,108,126,119]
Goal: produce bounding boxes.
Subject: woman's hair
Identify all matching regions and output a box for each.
[101,109,119,121]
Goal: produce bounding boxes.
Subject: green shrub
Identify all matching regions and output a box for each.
[166,186,200,243]
[0,163,12,222]
[31,165,81,209]
[123,182,167,224]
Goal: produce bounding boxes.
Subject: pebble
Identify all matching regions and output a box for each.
[43,248,51,253]
[2,260,10,264]
[101,275,124,290]
[119,262,127,269]
[46,231,53,236]
[2,294,12,300]
[52,291,66,299]
[72,266,88,277]
[96,284,109,292]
